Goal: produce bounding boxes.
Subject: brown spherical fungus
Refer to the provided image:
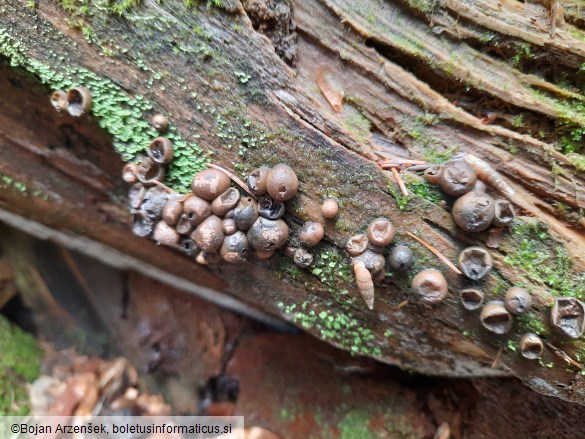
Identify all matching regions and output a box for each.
[480,301,513,334]
[460,288,484,311]
[254,250,275,259]
[50,90,68,113]
[346,234,369,256]
[293,248,313,268]
[122,163,138,184]
[151,114,169,133]
[132,212,154,238]
[504,287,532,315]
[220,231,249,263]
[233,196,259,231]
[458,246,493,280]
[136,157,165,186]
[321,198,339,219]
[195,251,220,265]
[367,218,395,247]
[180,237,198,257]
[183,195,212,227]
[493,200,515,228]
[423,166,443,185]
[153,221,180,246]
[551,297,585,338]
[247,166,271,196]
[141,187,169,220]
[128,183,146,209]
[352,250,385,278]
[411,269,448,305]
[266,164,298,201]
[191,215,224,253]
[147,137,174,165]
[258,195,285,220]
[439,159,477,196]
[388,245,413,271]
[191,168,231,201]
[222,218,237,235]
[162,198,183,226]
[519,333,543,360]
[247,217,289,252]
[452,190,495,233]
[67,86,92,117]
[175,214,193,235]
[211,187,240,217]
[298,222,325,248]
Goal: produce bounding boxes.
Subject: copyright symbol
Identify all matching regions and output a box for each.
[11,424,19,434]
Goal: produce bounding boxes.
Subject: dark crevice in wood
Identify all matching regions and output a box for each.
[362,36,560,143]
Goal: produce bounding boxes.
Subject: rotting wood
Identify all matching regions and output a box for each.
[1,0,585,406]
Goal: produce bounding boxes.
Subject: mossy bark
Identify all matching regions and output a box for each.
[1,0,585,404]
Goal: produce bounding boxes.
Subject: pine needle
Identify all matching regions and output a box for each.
[391,167,409,196]
[405,231,462,275]
[207,163,256,199]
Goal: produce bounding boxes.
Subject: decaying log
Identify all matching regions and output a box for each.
[2,0,585,405]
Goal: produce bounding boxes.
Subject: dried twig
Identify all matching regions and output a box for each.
[544,341,584,370]
[377,158,428,171]
[151,179,177,194]
[391,167,409,197]
[406,231,463,275]
[491,347,503,369]
[405,164,431,172]
[395,300,409,311]
[207,163,256,199]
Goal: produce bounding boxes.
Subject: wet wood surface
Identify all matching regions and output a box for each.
[1,0,585,405]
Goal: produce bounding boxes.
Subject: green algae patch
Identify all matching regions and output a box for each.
[0,173,49,200]
[403,174,446,205]
[0,315,42,415]
[517,312,546,336]
[283,301,381,357]
[0,27,207,192]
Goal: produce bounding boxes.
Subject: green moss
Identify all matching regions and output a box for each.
[553,201,585,227]
[0,315,42,415]
[558,126,585,154]
[512,113,525,128]
[503,221,585,299]
[337,410,378,439]
[517,312,546,336]
[479,31,495,43]
[0,27,207,192]
[511,43,533,66]
[56,0,143,19]
[338,409,416,439]
[0,173,49,200]
[387,182,411,211]
[569,154,585,172]
[294,308,381,357]
[310,250,356,309]
[342,106,372,143]
[234,71,251,84]
[506,339,517,352]
[311,250,352,287]
[405,0,439,13]
[184,0,225,8]
[421,145,457,164]
[404,177,446,204]
[274,254,304,282]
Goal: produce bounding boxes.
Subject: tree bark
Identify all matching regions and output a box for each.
[1,0,585,404]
